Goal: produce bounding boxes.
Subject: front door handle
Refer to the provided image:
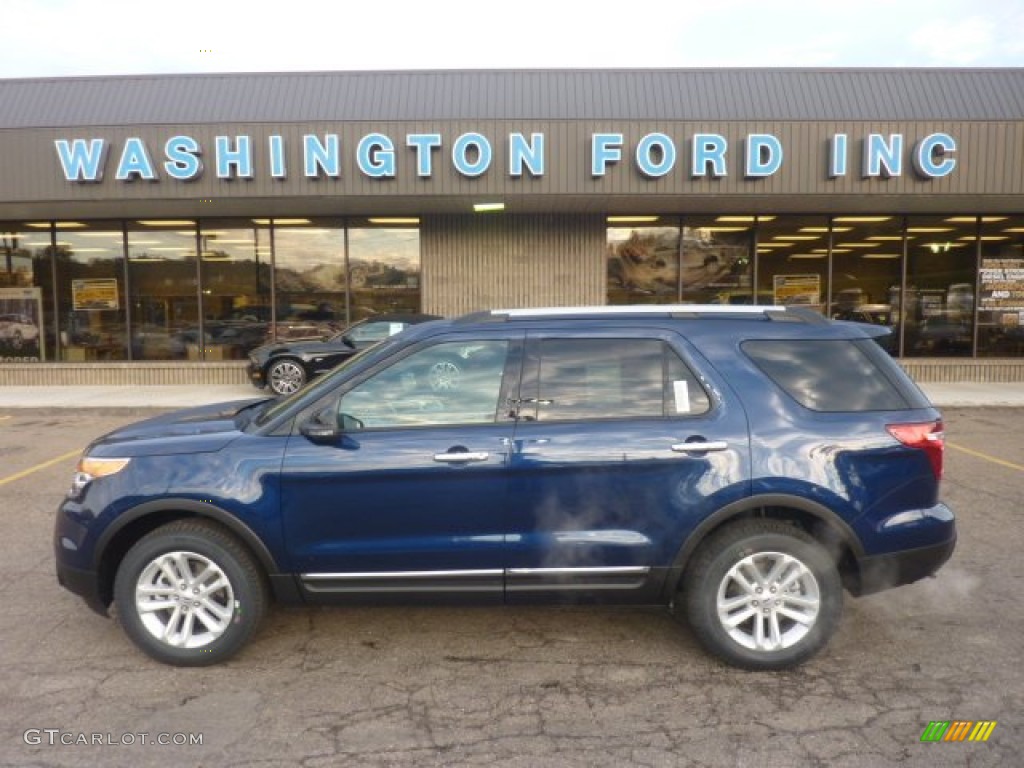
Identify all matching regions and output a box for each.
[433,451,490,463]
[671,441,728,453]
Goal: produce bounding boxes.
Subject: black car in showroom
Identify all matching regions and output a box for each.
[248,314,440,395]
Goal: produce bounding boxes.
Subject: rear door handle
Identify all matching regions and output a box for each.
[671,441,728,453]
[433,451,490,463]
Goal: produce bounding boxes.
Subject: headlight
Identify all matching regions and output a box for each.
[68,457,131,499]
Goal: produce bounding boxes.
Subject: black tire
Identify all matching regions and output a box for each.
[682,520,842,670]
[267,358,306,395]
[113,520,268,666]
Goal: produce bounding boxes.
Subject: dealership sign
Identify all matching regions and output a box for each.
[55,131,957,184]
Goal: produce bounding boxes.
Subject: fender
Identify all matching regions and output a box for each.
[662,493,865,600]
[94,498,281,575]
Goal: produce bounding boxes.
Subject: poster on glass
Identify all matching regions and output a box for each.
[0,286,44,361]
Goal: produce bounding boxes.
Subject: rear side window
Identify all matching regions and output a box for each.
[533,338,710,421]
[742,339,920,412]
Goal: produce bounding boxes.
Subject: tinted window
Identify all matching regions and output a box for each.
[742,339,913,412]
[534,339,709,421]
[339,340,509,428]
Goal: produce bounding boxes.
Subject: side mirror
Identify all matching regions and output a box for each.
[300,405,341,444]
[299,409,364,444]
[341,334,356,348]
[299,418,340,444]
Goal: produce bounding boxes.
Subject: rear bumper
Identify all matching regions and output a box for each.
[853,531,957,596]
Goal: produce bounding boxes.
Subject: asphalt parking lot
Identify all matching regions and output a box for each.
[0,406,1020,767]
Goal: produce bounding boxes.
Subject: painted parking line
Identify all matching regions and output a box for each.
[0,449,81,488]
[947,442,1024,473]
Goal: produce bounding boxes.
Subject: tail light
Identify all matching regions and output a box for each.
[887,420,944,480]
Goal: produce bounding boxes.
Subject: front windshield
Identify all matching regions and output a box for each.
[251,334,406,428]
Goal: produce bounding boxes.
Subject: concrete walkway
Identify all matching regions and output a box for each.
[0,382,1022,409]
[0,385,259,409]
[916,383,1024,407]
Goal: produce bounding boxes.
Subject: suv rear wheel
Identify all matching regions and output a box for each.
[683,520,842,670]
[113,520,267,666]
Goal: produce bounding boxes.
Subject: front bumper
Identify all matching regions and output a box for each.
[54,495,110,616]
[247,359,266,387]
[55,559,108,616]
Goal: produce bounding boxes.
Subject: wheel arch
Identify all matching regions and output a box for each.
[266,354,308,372]
[93,499,282,609]
[663,494,865,601]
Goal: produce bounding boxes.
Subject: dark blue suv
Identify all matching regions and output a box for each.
[54,306,955,669]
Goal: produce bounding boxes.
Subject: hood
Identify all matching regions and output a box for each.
[251,336,341,357]
[87,398,270,457]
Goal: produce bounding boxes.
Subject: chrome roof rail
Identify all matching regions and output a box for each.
[483,305,828,323]
[491,304,781,317]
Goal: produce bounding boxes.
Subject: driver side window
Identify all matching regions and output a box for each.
[338,340,509,428]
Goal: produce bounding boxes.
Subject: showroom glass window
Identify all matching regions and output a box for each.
[272,220,347,340]
[903,216,977,358]
[52,222,128,361]
[680,216,754,305]
[0,228,37,290]
[126,221,198,360]
[978,215,1024,357]
[606,218,681,305]
[754,216,828,310]
[198,220,272,359]
[347,220,421,320]
[0,225,53,360]
[830,216,904,352]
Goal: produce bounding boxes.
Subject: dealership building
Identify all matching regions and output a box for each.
[1,68,1022,385]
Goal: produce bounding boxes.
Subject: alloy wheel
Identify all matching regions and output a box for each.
[715,551,821,652]
[134,551,235,649]
[268,360,305,395]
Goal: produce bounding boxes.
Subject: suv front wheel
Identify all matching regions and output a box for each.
[113,520,267,666]
[683,520,842,670]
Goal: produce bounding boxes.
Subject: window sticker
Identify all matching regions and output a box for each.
[673,380,691,414]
